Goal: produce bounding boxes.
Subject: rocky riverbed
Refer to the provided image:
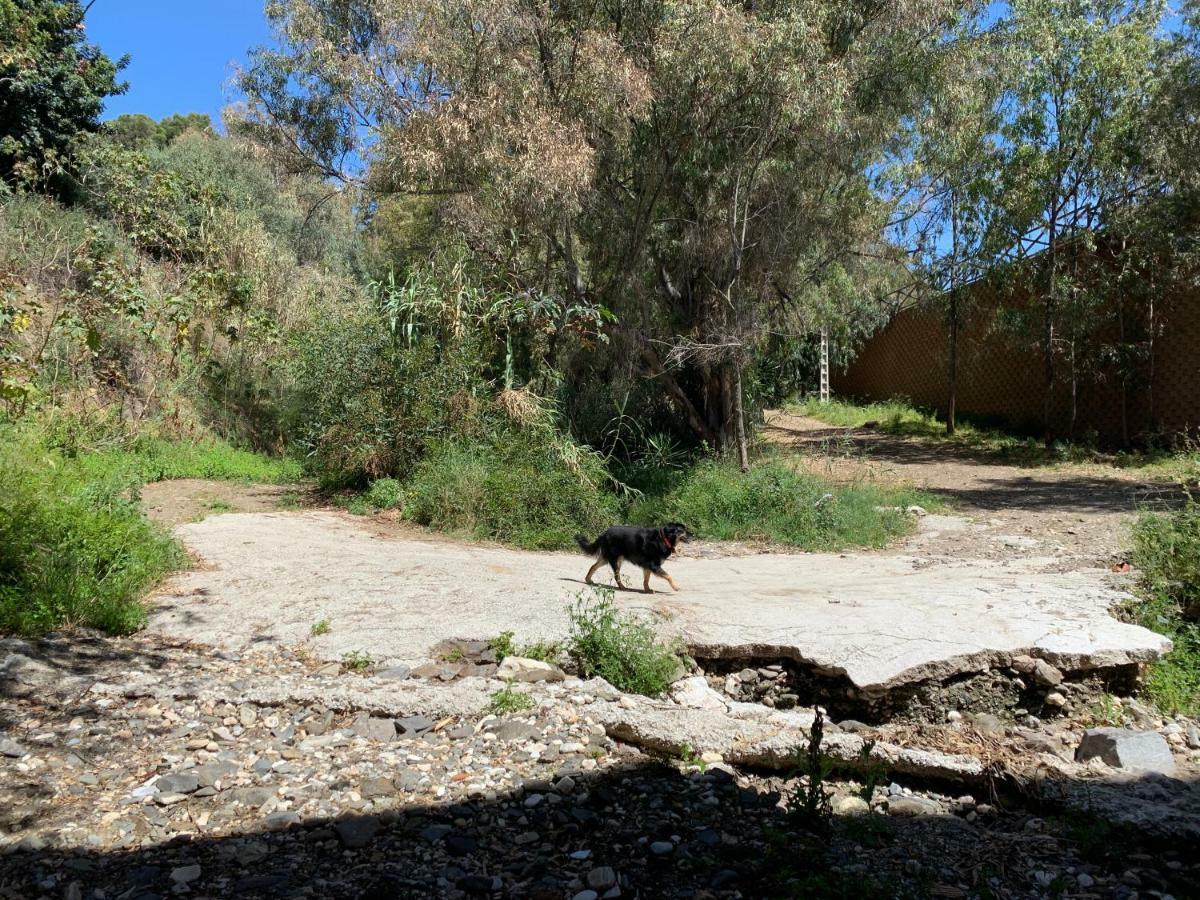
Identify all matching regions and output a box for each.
[2,632,1198,900]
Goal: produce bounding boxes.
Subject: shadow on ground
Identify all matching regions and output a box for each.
[1,757,1197,900]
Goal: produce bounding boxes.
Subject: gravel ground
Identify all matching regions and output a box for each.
[2,632,1197,900]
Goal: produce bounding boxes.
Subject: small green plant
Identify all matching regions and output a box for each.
[785,707,834,836]
[310,618,331,637]
[852,739,888,805]
[441,645,465,662]
[204,498,235,513]
[276,491,303,510]
[566,587,682,696]
[488,680,535,715]
[1088,693,1125,727]
[341,650,374,671]
[489,629,562,664]
[677,742,707,771]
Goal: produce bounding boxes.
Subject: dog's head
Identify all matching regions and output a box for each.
[662,522,691,547]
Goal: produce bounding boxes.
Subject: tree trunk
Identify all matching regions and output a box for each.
[733,361,749,472]
[1043,233,1058,450]
[947,290,958,437]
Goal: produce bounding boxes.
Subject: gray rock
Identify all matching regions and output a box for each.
[969,713,1005,736]
[263,811,301,831]
[360,776,395,799]
[887,795,944,817]
[833,795,870,817]
[1186,726,1200,751]
[491,721,541,742]
[587,867,618,891]
[0,736,27,758]
[1032,659,1064,686]
[1076,728,1177,775]
[669,676,727,711]
[336,815,381,849]
[171,864,202,885]
[194,760,237,788]
[396,715,435,736]
[351,713,396,742]
[376,665,412,681]
[155,773,200,795]
[650,840,675,855]
[573,893,600,900]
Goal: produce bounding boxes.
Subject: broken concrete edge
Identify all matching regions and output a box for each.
[683,638,1172,696]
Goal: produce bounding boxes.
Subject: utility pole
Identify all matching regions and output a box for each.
[819,327,830,403]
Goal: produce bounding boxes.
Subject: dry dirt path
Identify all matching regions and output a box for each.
[764,411,1178,570]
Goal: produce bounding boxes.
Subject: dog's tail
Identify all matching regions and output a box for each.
[574,533,599,555]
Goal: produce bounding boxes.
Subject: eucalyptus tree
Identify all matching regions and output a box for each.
[241,0,968,459]
[982,0,1166,445]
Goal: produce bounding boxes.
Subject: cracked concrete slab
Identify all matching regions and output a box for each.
[148,511,1169,692]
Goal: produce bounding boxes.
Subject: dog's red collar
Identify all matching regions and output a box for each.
[660,533,673,553]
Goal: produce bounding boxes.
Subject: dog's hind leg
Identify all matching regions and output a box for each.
[612,559,626,590]
[642,568,653,593]
[585,559,605,585]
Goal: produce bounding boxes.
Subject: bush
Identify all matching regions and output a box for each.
[365,477,403,509]
[630,456,926,550]
[403,433,620,550]
[567,588,682,696]
[1128,498,1200,714]
[0,433,183,634]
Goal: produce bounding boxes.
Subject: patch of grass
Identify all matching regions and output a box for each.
[0,430,184,634]
[310,618,331,637]
[203,498,235,513]
[440,645,465,662]
[488,629,562,664]
[403,435,619,550]
[791,396,1200,477]
[276,491,303,510]
[566,587,682,696]
[1087,693,1126,727]
[630,455,932,549]
[1126,497,1200,715]
[677,743,707,771]
[341,649,375,672]
[488,680,535,715]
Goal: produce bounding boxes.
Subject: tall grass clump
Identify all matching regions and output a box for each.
[0,432,183,634]
[630,456,928,549]
[567,588,682,696]
[403,432,620,549]
[1128,496,1200,715]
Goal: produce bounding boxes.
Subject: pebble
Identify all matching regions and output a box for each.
[587,867,618,891]
[650,840,674,855]
[170,864,201,885]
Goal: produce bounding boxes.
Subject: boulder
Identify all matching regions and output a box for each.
[1075,728,1176,776]
[669,676,728,711]
[496,656,565,683]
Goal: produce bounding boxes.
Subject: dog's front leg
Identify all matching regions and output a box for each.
[642,569,653,593]
[657,569,680,592]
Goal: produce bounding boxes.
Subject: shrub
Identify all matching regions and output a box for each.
[567,588,682,696]
[1128,497,1200,714]
[630,456,925,550]
[488,629,562,664]
[403,433,620,550]
[365,477,403,509]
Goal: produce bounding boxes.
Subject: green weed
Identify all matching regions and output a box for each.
[488,680,535,715]
[1126,497,1200,715]
[310,619,331,637]
[365,477,403,509]
[341,650,375,671]
[488,629,562,664]
[566,587,682,696]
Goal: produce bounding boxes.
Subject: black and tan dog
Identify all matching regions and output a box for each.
[574,523,691,593]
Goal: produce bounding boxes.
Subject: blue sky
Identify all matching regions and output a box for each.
[84,0,272,125]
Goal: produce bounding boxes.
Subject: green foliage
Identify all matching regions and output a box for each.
[341,649,374,671]
[0,0,127,187]
[1127,497,1200,714]
[488,680,535,715]
[310,618,330,637]
[106,112,213,150]
[0,428,181,634]
[786,708,834,837]
[632,456,926,550]
[364,477,403,510]
[403,434,619,550]
[566,588,682,697]
[488,629,562,664]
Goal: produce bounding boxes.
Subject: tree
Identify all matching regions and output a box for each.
[240,0,969,460]
[0,0,127,187]
[107,112,214,149]
[982,0,1165,446]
